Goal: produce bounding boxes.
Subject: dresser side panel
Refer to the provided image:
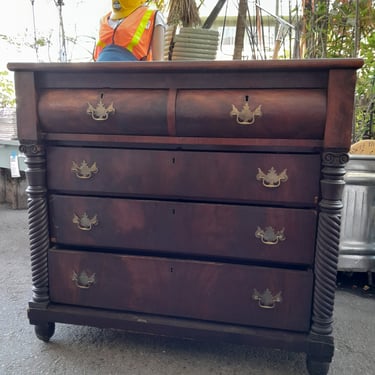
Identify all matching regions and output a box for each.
[14,71,39,142]
[324,69,358,150]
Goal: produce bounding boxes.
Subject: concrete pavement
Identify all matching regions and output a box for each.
[1,204,374,375]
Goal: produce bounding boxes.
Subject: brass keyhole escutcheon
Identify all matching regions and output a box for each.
[72,271,96,289]
[72,212,99,231]
[87,93,115,121]
[255,226,286,245]
[71,160,98,179]
[230,95,262,125]
[256,167,288,188]
[252,288,282,309]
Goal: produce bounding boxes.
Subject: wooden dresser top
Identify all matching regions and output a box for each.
[8,59,363,151]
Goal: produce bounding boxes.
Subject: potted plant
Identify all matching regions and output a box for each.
[165,0,220,61]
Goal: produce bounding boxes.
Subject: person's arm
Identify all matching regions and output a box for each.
[151,24,165,61]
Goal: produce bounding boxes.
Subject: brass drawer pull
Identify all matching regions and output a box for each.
[252,288,282,309]
[72,212,98,231]
[72,271,96,289]
[256,167,288,188]
[87,93,115,121]
[71,160,98,179]
[255,226,286,245]
[230,96,262,125]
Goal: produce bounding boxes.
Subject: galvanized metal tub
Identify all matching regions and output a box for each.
[338,154,375,277]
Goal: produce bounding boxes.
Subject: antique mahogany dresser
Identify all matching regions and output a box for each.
[8,59,362,374]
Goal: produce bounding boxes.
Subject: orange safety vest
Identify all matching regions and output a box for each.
[94,7,157,61]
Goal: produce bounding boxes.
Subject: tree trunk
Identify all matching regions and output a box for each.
[202,0,227,29]
[233,0,247,60]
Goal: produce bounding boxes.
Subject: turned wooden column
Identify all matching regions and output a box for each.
[312,151,349,335]
[19,143,50,307]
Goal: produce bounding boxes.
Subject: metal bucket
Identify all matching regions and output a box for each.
[338,155,375,281]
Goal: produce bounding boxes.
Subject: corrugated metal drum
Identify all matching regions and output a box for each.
[338,154,375,284]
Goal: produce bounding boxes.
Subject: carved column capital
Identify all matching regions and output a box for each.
[19,143,45,156]
[321,152,349,167]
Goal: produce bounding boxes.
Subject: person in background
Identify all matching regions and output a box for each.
[94,0,165,61]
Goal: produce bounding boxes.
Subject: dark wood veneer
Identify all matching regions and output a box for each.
[48,194,317,265]
[49,249,313,332]
[9,59,363,375]
[46,147,320,206]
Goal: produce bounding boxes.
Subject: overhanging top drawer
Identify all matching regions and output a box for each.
[37,88,326,139]
[175,89,326,139]
[38,89,169,135]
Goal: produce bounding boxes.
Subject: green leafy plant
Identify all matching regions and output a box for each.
[0,71,15,108]
[302,0,375,141]
[354,30,375,141]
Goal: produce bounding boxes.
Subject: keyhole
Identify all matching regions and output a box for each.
[170,267,174,272]
[245,95,249,102]
[172,157,176,164]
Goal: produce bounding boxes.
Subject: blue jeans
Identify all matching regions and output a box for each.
[97,45,138,61]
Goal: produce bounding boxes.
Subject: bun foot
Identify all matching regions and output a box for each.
[34,322,55,342]
[306,358,330,375]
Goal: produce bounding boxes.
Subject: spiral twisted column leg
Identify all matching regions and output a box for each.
[312,151,349,335]
[306,152,349,375]
[19,144,50,307]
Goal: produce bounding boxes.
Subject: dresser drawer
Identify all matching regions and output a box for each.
[49,249,313,332]
[38,89,169,135]
[176,89,326,139]
[38,88,326,139]
[46,147,320,206]
[49,195,316,265]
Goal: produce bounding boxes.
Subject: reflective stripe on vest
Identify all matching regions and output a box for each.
[126,9,154,53]
[96,39,106,49]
